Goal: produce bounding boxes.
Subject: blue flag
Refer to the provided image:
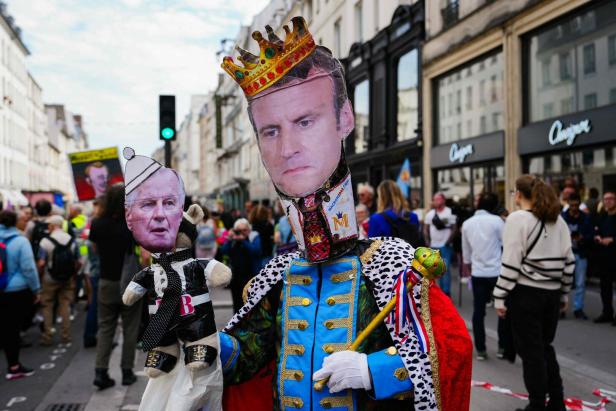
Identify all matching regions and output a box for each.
[396,158,411,198]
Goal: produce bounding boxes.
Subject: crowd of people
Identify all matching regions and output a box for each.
[0,176,614,410]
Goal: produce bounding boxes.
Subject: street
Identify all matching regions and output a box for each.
[1,271,614,411]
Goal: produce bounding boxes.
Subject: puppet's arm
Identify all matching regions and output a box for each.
[122,268,150,306]
[197,258,232,288]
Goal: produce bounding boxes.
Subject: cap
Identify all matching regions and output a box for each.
[123,147,163,196]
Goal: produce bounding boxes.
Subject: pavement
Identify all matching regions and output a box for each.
[1,273,614,411]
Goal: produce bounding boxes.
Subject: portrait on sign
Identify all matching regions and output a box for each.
[68,147,124,201]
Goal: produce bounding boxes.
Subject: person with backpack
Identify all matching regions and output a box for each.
[27,199,53,259]
[368,180,420,246]
[0,210,40,380]
[37,215,80,346]
[493,175,574,411]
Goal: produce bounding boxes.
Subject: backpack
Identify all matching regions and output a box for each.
[0,236,16,291]
[31,220,50,260]
[381,212,420,246]
[47,236,76,282]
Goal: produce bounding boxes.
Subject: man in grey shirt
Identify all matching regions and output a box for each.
[462,192,505,360]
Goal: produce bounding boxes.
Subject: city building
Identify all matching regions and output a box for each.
[45,104,88,202]
[0,4,86,208]
[26,72,47,193]
[341,2,424,203]
[0,4,31,207]
[173,94,209,196]
[197,89,222,205]
[421,0,615,211]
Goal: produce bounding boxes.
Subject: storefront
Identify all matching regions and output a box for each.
[431,132,505,206]
[429,48,506,205]
[343,3,424,204]
[519,106,616,194]
[520,0,616,195]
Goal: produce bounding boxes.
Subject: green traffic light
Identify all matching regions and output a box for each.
[161,127,175,139]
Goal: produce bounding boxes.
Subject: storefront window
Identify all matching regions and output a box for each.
[527,1,616,123]
[353,79,369,154]
[396,49,419,142]
[525,146,616,194]
[437,167,471,202]
[434,51,504,144]
[436,162,505,207]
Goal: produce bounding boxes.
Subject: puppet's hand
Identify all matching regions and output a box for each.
[205,260,231,288]
[122,281,147,306]
[313,351,372,393]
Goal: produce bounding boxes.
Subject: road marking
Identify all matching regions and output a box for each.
[5,397,27,407]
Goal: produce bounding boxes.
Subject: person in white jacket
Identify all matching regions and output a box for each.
[493,175,574,411]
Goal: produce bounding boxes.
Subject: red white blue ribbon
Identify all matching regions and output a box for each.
[387,267,430,353]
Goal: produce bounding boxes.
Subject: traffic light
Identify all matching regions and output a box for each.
[159,95,176,141]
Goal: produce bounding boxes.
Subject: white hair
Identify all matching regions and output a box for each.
[233,218,251,231]
[355,203,368,213]
[125,168,185,208]
[357,182,374,196]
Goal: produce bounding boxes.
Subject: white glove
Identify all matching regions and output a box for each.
[312,351,372,393]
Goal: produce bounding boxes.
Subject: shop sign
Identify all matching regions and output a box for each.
[449,143,474,163]
[548,119,591,147]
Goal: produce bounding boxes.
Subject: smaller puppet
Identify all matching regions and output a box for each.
[123,202,231,377]
[120,147,231,379]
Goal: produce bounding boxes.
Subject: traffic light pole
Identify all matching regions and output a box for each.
[164,140,171,167]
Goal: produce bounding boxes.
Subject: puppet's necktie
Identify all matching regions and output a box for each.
[302,193,330,262]
[141,253,182,351]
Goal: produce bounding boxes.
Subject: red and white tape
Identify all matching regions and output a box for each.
[472,381,615,411]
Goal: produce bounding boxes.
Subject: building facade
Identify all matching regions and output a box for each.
[45,104,88,202]
[0,6,31,206]
[0,5,85,208]
[173,94,209,196]
[342,3,424,203]
[421,0,614,211]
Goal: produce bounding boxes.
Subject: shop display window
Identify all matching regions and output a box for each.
[526,146,616,195]
[434,50,504,144]
[436,162,505,209]
[526,1,616,123]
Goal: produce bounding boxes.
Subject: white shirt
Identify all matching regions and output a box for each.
[425,207,456,248]
[461,210,504,278]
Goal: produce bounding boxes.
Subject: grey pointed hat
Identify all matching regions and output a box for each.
[122,147,163,196]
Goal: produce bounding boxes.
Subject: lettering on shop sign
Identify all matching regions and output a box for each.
[449,143,474,163]
[548,119,591,146]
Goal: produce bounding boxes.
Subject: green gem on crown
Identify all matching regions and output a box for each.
[235,70,244,79]
[265,47,276,59]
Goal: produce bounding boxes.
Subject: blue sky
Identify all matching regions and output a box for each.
[6,0,269,156]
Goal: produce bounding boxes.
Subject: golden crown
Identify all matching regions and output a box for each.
[221,16,316,97]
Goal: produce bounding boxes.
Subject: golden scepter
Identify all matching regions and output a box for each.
[313,246,446,392]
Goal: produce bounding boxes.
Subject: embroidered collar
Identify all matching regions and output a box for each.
[277,149,358,263]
